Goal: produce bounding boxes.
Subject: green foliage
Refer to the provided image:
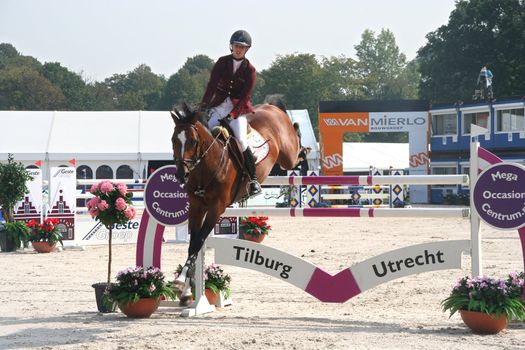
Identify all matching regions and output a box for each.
[103,64,166,110]
[0,154,32,223]
[418,0,525,102]
[441,275,525,321]
[3,220,31,249]
[204,264,231,298]
[104,266,176,306]
[159,55,214,109]
[0,65,66,110]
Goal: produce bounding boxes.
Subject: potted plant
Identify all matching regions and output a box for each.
[239,216,271,243]
[204,264,231,306]
[27,218,63,253]
[104,266,176,318]
[441,275,525,334]
[1,220,31,252]
[0,154,33,252]
[87,180,136,313]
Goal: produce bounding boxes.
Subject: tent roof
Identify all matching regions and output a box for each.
[343,142,409,172]
[0,110,318,161]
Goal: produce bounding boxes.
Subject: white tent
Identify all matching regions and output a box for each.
[0,110,319,179]
[343,142,409,173]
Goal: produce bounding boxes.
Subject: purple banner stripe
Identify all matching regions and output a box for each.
[301,176,362,185]
[303,208,361,217]
[152,223,165,268]
[478,147,502,165]
[519,227,525,301]
[305,268,361,302]
[135,210,149,267]
[366,175,372,185]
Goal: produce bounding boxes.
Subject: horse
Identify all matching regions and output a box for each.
[170,99,302,305]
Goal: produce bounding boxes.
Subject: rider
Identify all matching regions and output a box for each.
[201,29,261,197]
[477,65,494,99]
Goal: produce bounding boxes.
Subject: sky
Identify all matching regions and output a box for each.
[0,0,457,83]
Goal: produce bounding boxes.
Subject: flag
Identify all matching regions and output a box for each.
[35,160,42,167]
[68,158,76,166]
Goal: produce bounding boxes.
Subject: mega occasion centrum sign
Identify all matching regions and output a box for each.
[473,163,525,230]
[144,165,189,226]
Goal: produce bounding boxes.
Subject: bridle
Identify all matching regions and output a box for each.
[173,123,227,182]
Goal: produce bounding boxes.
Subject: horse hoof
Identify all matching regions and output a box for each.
[179,295,193,307]
[171,280,185,293]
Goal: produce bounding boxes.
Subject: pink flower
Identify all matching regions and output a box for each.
[124,206,136,220]
[97,200,109,211]
[149,285,156,292]
[87,197,100,210]
[116,183,127,196]
[99,181,114,194]
[89,183,100,194]
[115,197,127,211]
[89,207,99,218]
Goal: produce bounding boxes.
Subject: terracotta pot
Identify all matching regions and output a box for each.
[205,288,219,305]
[242,233,265,243]
[118,298,161,318]
[460,310,507,334]
[32,241,56,253]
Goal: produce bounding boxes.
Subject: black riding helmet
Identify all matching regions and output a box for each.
[230,30,252,47]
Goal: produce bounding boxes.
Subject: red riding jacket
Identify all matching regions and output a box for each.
[201,54,256,118]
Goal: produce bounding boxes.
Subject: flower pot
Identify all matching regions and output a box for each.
[118,298,161,318]
[0,231,16,252]
[243,233,265,243]
[92,282,117,313]
[205,288,219,306]
[32,241,56,253]
[460,310,507,334]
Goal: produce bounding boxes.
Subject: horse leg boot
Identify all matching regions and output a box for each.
[243,148,262,197]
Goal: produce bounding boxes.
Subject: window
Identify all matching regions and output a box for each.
[496,108,524,132]
[431,166,457,187]
[116,165,134,179]
[96,165,113,179]
[463,111,489,134]
[432,166,456,175]
[77,165,93,208]
[431,113,457,136]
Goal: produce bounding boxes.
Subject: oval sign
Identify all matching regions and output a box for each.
[144,165,189,226]
[473,162,525,230]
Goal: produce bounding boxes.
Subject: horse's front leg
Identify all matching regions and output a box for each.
[174,204,206,291]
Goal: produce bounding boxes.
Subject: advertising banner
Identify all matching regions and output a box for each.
[13,169,43,221]
[48,167,76,241]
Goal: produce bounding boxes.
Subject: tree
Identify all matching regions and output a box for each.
[160,55,214,109]
[42,62,92,110]
[103,64,166,110]
[355,29,410,100]
[256,54,324,132]
[0,65,66,110]
[418,0,525,102]
[0,154,32,223]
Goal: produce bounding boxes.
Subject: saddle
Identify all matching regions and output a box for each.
[211,118,269,165]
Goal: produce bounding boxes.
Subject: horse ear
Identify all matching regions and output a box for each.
[170,110,180,123]
[182,101,194,115]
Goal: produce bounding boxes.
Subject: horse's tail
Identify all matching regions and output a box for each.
[264,94,287,113]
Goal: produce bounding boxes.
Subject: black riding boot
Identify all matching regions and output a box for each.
[243,148,262,197]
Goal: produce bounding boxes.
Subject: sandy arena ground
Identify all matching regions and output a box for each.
[1,214,525,349]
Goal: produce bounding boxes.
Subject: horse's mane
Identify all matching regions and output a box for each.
[172,102,209,129]
[263,94,287,113]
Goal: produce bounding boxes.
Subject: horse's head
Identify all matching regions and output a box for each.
[170,102,209,185]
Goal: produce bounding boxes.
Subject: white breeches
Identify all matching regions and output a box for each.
[208,97,249,151]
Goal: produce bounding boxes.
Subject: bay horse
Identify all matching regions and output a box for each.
[170,99,302,304]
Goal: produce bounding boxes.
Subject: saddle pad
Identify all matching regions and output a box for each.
[247,129,269,164]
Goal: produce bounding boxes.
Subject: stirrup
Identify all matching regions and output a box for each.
[248,180,262,197]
